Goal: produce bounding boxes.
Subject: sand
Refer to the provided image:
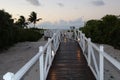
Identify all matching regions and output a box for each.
[0,36,120,80]
[94,44,120,80]
[102,44,120,80]
[0,37,47,80]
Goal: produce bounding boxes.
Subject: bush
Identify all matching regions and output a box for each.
[0,10,43,50]
[0,10,15,49]
[80,15,120,49]
[15,28,42,42]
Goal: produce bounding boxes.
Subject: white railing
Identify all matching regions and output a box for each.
[75,30,120,80]
[3,31,61,80]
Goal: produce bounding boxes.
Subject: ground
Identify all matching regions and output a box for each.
[0,37,47,80]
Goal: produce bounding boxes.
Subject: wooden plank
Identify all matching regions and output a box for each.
[47,38,96,80]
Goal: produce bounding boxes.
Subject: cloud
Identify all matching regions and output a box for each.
[36,18,84,29]
[26,0,41,6]
[57,3,64,7]
[92,0,105,6]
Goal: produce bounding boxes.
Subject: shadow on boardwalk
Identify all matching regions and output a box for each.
[47,38,96,80]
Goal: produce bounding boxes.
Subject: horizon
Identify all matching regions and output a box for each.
[1,0,120,29]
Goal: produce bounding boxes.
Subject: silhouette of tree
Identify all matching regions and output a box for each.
[0,10,14,49]
[80,14,120,49]
[28,11,42,27]
[15,16,28,28]
[0,10,43,50]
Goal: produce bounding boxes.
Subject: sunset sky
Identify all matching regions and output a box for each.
[0,0,120,29]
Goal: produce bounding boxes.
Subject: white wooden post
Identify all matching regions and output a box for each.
[82,34,85,52]
[78,30,80,40]
[3,72,14,80]
[88,38,91,66]
[39,46,44,80]
[48,38,52,65]
[99,45,104,80]
[75,29,77,40]
[73,29,76,39]
[82,34,84,50]
[53,33,56,51]
[79,31,82,47]
[56,35,58,50]
[76,30,79,41]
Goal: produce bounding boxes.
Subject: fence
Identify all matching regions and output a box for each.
[3,31,61,80]
[75,30,120,80]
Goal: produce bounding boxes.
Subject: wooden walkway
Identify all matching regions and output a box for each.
[47,38,95,80]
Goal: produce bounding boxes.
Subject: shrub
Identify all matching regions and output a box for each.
[80,15,120,49]
[0,10,43,50]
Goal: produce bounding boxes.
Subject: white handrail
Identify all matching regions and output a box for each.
[75,30,120,80]
[3,30,61,80]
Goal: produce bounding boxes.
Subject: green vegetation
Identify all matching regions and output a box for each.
[0,10,43,50]
[28,11,42,27]
[15,16,28,28]
[80,15,120,49]
[14,28,43,42]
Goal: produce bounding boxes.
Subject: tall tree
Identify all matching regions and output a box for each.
[15,16,27,28]
[0,10,14,49]
[28,11,42,27]
[80,14,120,49]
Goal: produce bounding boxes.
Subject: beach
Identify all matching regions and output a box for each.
[102,44,120,80]
[94,43,120,80]
[0,37,120,80]
[0,37,47,80]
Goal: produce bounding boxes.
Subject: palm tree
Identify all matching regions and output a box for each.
[28,11,42,27]
[15,16,27,28]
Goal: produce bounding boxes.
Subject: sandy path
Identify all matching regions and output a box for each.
[0,37,47,80]
[95,44,120,80]
[0,36,120,80]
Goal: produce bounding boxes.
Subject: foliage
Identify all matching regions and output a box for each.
[80,15,120,49]
[0,10,43,50]
[15,28,42,42]
[0,10,15,49]
[15,16,28,28]
[28,11,42,27]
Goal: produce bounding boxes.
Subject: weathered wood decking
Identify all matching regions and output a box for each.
[47,38,95,80]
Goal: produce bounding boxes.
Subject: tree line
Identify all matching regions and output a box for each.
[80,15,120,49]
[0,10,43,50]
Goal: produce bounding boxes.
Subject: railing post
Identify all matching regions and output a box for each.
[88,38,91,66]
[78,30,80,38]
[82,34,85,52]
[99,45,104,80]
[3,72,14,80]
[48,38,52,65]
[76,30,79,41]
[73,29,76,40]
[39,46,44,80]
[75,29,77,40]
[53,33,56,51]
[80,33,83,50]
[79,31,82,47]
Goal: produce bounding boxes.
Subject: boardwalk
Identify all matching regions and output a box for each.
[47,38,95,80]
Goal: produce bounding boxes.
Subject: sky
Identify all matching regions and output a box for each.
[0,0,120,29]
